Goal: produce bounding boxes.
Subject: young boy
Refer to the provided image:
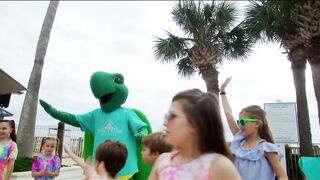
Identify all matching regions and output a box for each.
[141,132,173,165]
[64,140,127,179]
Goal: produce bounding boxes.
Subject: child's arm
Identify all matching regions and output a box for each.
[5,158,15,180]
[45,170,60,177]
[31,157,45,178]
[220,77,239,135]
[31,171,45,178]
[45,156,61,177]
[84,163,99,180]
[45,171,59,177]
[265,152,288,180]
[31,167,46,178]
[6,141,18,180]
[64,144,86,169]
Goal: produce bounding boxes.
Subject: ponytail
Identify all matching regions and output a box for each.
[40,137,46,153]
[9,120,17,142]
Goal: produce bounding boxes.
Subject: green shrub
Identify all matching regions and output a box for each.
[13,156,70,172]
[13,157,34,172]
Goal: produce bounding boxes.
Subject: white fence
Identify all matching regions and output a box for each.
[33,124,84,157]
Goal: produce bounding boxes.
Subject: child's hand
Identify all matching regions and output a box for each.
[44,169,55,177]
[84,165,107,180]
[40,170,46,176]
[84,157,107,179]
[63,144,71,153]
[84,164,94,180]
[220,76,232,91]
[8,153,15,160]
[44,169,49,176]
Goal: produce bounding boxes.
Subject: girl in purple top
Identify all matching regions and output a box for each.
[32,137,60,180]
[220,77,288,180]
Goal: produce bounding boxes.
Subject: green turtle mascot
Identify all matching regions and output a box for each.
[39,71,152,180]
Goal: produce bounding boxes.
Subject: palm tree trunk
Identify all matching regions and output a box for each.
[291,59,314,156]
[17,0,59,157]
[198,64,219,95]
[308,59,320,129]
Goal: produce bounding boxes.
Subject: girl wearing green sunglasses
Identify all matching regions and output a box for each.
[236,118,257,127]
[220,77,288,180]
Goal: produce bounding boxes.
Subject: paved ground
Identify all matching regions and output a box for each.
[12,157,85,180]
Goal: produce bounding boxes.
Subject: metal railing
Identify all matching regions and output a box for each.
[33,125,319,179]
[33,125,85,157]
[286,144,320,179]
[33,136,84,158]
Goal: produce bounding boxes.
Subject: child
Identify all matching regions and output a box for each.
[220,77,288,180]
[149,89,240,179]
[64,140,128,180]
[142,132,173,165]
[0,120,18,180]
[31,137,60,180]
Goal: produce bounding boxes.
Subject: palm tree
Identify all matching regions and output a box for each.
[291,0,320,133]
[17,0,59,157]
[244,0,317,156]
[153,0,252,95]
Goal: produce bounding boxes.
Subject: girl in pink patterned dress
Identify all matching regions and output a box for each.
[0,120,18,180]
[149,89,240,180]
[31,137,60,180]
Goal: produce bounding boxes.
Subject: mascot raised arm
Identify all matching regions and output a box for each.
[40,71,152,180]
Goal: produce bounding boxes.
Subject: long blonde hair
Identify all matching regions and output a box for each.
[240,105,275,143]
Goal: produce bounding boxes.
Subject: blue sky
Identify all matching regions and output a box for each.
[1,1,319,143]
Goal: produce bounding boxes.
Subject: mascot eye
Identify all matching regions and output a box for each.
[114,76,122,84]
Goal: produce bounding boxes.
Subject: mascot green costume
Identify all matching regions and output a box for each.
[39,71,152,180]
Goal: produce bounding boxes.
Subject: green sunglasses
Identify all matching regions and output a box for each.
[236,118,257,126]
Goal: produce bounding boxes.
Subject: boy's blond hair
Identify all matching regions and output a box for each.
[142,132,173,154]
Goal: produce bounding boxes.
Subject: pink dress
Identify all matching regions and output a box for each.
[0,140,18,180]
[154,151,217,180]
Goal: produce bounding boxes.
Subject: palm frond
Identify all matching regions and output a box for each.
[244,0,297,44]
[176,56,197,78]
[203,3,212,24]
[154,0,254,79]
[172,0,208,41]
[214,1,238,31]
[153,31,189,63]
[220,22,253,61]
[244,1,271,42]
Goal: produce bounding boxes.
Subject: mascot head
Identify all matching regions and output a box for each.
[90,71,128,112]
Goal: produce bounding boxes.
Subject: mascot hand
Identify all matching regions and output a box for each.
[39,99,56,114]
[135,127,148,144]
[39,99,80,127]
